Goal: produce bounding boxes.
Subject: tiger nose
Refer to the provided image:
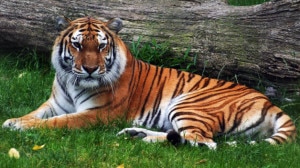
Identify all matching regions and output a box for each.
[82,65,98,74]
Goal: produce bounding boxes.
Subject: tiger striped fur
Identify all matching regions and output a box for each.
[2,17,296,149]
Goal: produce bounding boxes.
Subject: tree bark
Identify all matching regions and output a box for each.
[0,0,299,90]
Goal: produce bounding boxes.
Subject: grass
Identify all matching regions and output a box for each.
[0,44,299,168]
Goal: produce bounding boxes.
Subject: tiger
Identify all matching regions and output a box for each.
[2,17,296,149]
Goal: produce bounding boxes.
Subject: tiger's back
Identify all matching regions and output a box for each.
[2,17,296,149]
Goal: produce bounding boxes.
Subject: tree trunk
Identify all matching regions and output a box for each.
[0,0,299,91]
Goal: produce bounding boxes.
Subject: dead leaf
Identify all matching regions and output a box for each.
[32,144,45,151]
[196,159,208,164]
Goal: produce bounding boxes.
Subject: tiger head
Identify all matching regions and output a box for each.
[52,17,127,88]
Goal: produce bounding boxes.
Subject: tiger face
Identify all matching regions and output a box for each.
[52,17,125,88]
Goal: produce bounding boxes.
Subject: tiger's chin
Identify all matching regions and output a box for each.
[76,76,115,89]
[75,77,102,89]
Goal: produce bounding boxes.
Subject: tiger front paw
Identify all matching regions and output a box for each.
[117,128,147,138]
[2,118,42,130]
[2,118,23,130]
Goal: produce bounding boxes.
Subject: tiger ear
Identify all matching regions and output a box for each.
[106,18,123,33]
[56,16,71,31]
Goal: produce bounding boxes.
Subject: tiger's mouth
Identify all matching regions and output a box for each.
[76,73,102,82]
[81,76,96,81]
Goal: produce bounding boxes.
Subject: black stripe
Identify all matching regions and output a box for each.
[79,92,99,105]
[168,68,172,77]
[111,96,128,110]
[177,117,213,131]
[56,76,73,105]
[49,104,58,117]
[220,113,226,133]
[91,23,100,29]
[127,60,138,102]
[187,73,195,82]
[275,112,284,120]
[68,32,73,38]
[210,112,225,133]
[86,101,112,111]
[176,70,182,77]
[170,111,215,123]
[79,90,109,105]
[216,80,227,87]
[171,74,185,98]
[155,67,164,86]
[128,60,137,87]
[51,104,58,116]
[138,65,158,120]
[188,77,204,92]
[101,27,116,71]
[142,112,151,126]
[58,28,74,56]
[41,104,56,119]
[186,87,251,104]
[201,78,211,88]
[74,89,87,104]
[228,101,272,135]
[227,102,255,134]
[151,110,162,127]
[79,24,87,28]
[227,82,239,89]
[278,120,295,129]
[53,92,70,114]
[59,39,64,56]
[191,129,213,139]
[58,42,71,70]
[149,77,166,126]
[75,88,86,97]
[178,126,199,132]
[270,135,285,144]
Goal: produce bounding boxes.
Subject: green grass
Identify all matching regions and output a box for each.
[0,46,299,168]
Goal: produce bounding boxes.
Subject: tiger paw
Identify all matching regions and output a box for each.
[2,118,42,130]
[117,128,147,138]
[2,118,23,130]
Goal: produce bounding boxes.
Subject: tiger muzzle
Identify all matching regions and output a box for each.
[82,65,98,74]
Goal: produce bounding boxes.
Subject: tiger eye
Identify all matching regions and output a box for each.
[99,43,106,50]
[72,42,81,49]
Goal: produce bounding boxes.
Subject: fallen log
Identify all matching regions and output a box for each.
[0,0,299,90]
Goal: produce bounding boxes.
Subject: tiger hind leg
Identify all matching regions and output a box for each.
[117,127,169,143]
[264,111,296,144]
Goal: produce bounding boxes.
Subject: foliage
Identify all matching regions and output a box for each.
[2,48,51,71]
[130,37,199,73]
[0,47,299,167]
